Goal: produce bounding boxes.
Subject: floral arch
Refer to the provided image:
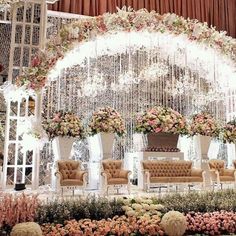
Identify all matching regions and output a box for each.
[15,8,236,120]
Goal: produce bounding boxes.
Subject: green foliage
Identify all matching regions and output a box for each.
[35,196,124,225]
[156,189,236,213]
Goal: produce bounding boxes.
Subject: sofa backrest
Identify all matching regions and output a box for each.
[102,159,122,178]
[142,160,192,177]
[208,159,225,173]
[58,160,80,180]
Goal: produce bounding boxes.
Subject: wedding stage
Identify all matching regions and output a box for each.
[0,0,236,235]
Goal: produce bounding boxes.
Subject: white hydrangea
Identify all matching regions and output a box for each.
[10,222,42,236]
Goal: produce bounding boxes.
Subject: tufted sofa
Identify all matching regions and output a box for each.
[101,159,131,195]
[142,160,205,192]
[55,160,88,195]
[208,159,236,189]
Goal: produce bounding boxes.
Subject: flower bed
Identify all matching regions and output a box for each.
[135,106,189,135]
[41,216,164,236]
[2,190,236,235]
[43,111,85,140]
[88,107,125,137]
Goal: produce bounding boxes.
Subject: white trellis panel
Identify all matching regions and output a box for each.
[8,0,47,82]
[3,0,47,190]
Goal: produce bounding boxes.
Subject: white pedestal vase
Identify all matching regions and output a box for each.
[51,136,77,190]
[98,132,115,159]
[196,135,212,187]
[87,135,101,190]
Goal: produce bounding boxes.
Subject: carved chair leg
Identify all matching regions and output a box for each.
[188,184,191,192]
[127,184,131,195]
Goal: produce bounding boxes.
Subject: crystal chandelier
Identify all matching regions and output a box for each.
[165,72,197,97]
[78,68,107,97]
[139,62,169,81]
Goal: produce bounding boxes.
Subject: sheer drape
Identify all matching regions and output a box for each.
[48,0,236,38]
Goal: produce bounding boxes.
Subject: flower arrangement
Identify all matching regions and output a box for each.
[0,0,19,4]
[43,111,85,140]
[0,193,39,233]
[41,216,164,236]
[15,8,236,91]
[11,222,42,236]
[221,119,236,143]
[161,211,187,236]
[186,211,236,235]
[122,197,165,219]
[135,106,189,135]
[88,107,125,137]
[189,112,221,137]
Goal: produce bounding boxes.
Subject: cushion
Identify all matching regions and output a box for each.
[61,179,83,186]
[191,169,203,177]
[219,176,235,182]
[108,178,128,185]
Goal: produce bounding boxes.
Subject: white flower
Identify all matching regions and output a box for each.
[141,203,150,210]
[193,23,203,37]
[131,203,142,210]
[165,13,177,25]
[156,204,165,211]
[11,222,42,236]
[126,210,136,217]
[122,206,132,211]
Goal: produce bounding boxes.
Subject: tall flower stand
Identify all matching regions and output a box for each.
[51,136,77,190]
[98,132,115,159]
[87,135,101,190]
[196,135,212,187]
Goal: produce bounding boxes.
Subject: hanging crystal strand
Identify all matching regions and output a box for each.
[171,53,175,110]
[68,70,72,111]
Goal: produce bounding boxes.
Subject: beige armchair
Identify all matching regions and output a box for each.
[101,159,131,195]
[208,159,236,189]
[55,160,88,195]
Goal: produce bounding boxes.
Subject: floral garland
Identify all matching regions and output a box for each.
[221,119,236,144]
[0,0,20,12]
[15,7,236,91]
[189,112,221,138]
[88,107,125,137]
[43,111,85,140]
[135,106,189,135]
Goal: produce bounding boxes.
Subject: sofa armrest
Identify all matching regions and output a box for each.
[191,169,203,177]
[119,170,131,178]
[75,170,87,181]
[143,169,150,179]
[209,169,219,182]
[101,171,112,180]
[55,171,62,180]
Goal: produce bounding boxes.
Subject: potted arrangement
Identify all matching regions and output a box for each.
[135,106,189,149]
[189,112,221,160]
[221,119,236,144]
[43,110,85,160]
[88,107,125,159]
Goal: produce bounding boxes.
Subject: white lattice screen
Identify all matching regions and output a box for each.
[3,0,47,189]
